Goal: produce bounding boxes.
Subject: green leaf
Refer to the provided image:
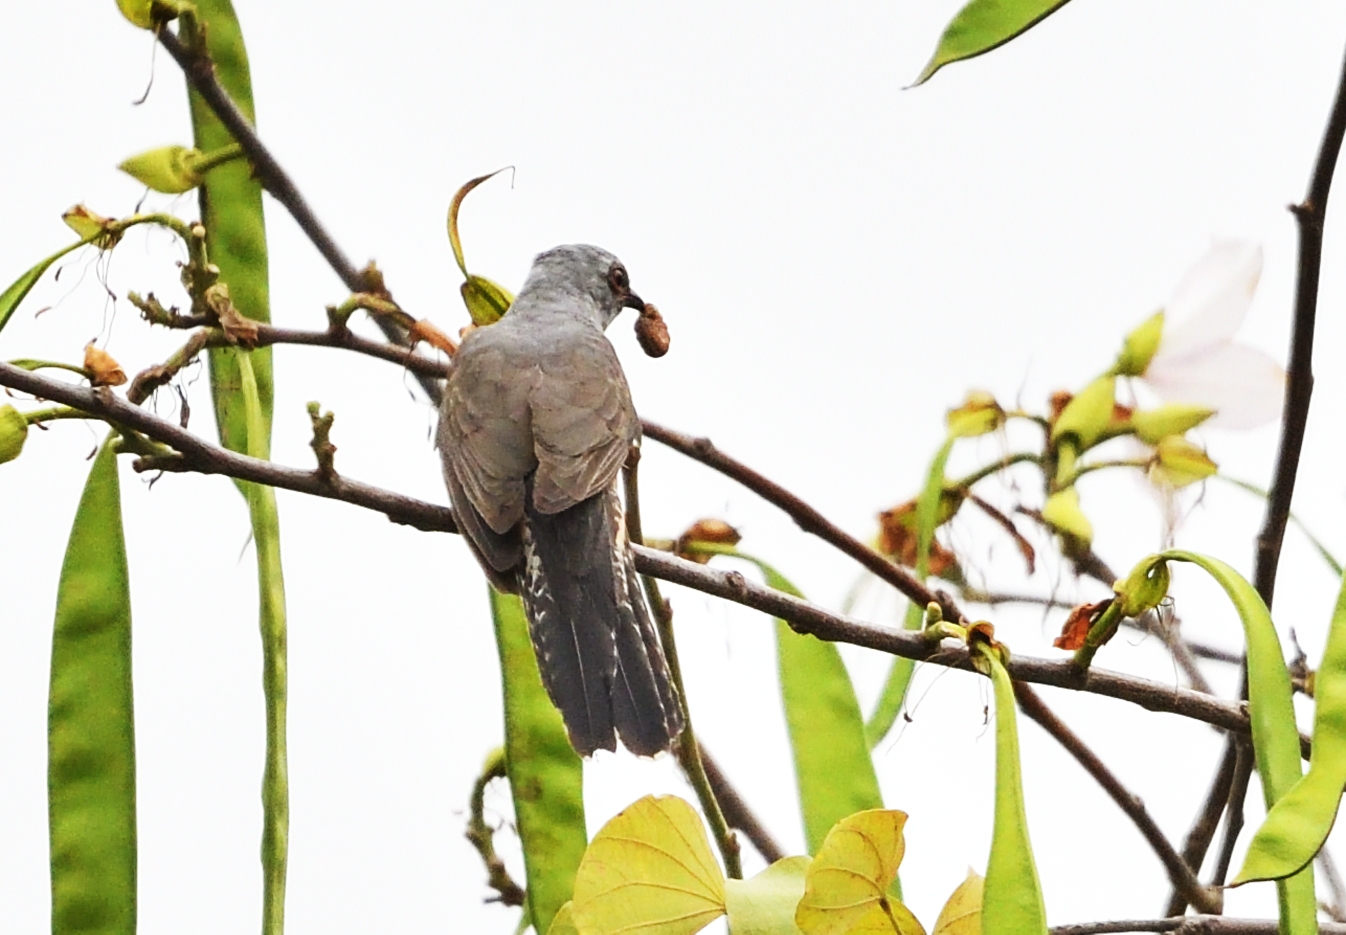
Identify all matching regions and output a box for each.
[461,274,515,327]
[867,435,958,748]
[570,795,726,935]
[447,169,511,277]
[1158,550,1315,935]
[724,551,883,854]
[795,810,923,935]
[49,438,136,935]
[489,588,587,935]
[0,238,91,336]
[1236,562,1346,884]
[974,643,1047,935]
[724,856,810,935]
[913,0,1074,86]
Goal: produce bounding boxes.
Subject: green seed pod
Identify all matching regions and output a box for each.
[1114,310,1165,376]
[947,390,1005,438]
[1131,403,1215,445]
[0,404,27,464]
[117,145,203,194]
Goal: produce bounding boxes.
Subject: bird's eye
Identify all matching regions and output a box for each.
[608,265,629,292]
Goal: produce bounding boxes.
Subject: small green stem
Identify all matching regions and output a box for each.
[1061,458,1151,486]
[947,451,1041,490]
[622,454,742,879]
[24,406,95,426]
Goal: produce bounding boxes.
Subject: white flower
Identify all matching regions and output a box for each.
[1141,240,1285,429]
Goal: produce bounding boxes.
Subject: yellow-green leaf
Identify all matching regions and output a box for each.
[914,0,1074,86]
[796,809,920,935]
[975,642,1047,935]
[571,795,727,935]
[932,870,984,935]
[545,902,580,935]
[724,856,810,935]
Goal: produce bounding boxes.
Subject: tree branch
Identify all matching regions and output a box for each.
[640,420,960,620]
[1051,918,1346,935]
[1014,683,1220,915]
[0,360,1298,747]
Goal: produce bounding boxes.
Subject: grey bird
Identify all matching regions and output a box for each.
[438,244,684,756]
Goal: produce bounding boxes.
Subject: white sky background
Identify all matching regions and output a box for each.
[4,1,1346,931]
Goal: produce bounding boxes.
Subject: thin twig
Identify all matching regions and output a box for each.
[1210,739,1254,887]
[156,26,442,405]
[464,749,526,907]
[622,450,741,879]
[1318,846,1346,921]
[1014,683,1220,914]
[1165,740,1238,916]
[698,746,786,864]
[640,420,960,620]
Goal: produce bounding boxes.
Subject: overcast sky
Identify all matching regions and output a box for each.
[5,2,1346,932]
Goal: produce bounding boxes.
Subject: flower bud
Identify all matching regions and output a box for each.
[1042,487,1093,545]
[1113,555,1171,618]
[1149,436,1217,488]
[1113,310,1165,376]
[460,275,514,326]
[0,405,27,464]
[947,390,1005,438]
[1130,403,1215,445]
[1051,376,1116,450]
[118,145,203,194]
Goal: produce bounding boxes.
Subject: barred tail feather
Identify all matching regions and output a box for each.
[521,483,682,757]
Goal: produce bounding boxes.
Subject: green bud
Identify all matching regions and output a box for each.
[1149,436,1217,488]
[118,145,203,194]
[946,390,1005,438]
[1042,487,1093,545]
[62,204,122,249]
[116,0,190,29]
[0,405,28,465]
[1130,403,1216,445]
[1051,376,1117,450]
[1114,310,1165,376]
[461,274,514,327]
[1113,555,1171,618]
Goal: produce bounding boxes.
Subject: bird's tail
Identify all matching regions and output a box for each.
[520,485,683,756]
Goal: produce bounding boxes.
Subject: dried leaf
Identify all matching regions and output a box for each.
[83,344,127,387]
[676,518,742,562]
[408,318,458,356]
[1053,599,1111,651]
[206,284,260,347]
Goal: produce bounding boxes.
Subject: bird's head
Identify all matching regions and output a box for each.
[522,244,645,330]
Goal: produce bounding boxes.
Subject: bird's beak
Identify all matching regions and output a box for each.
[623,291,645,311]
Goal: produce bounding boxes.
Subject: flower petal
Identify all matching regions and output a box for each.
[1144,342,1284,429]
[1160,240,1262,357]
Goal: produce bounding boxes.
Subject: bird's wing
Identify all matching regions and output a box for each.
[438,329,540,538]
[529,329,638,515]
